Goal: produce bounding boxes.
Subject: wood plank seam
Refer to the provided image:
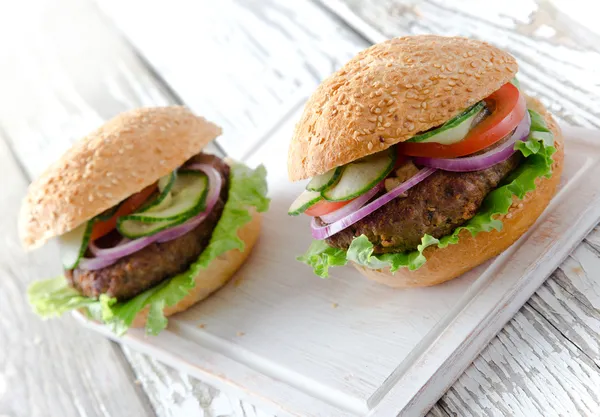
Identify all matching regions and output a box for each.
[555,261,600,312]
[526,298,600,373]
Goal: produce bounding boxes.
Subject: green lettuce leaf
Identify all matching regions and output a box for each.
[299,109,556,276]
[27,162,270,335]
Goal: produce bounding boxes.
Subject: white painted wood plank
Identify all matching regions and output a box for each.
[0,132,153,416]
[96,0,367,160]
[439,305,600,417]
[323,0,600,128]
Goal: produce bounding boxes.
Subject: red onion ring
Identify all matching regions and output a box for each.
[311,168,437,240]
[412,111,531,172]
[77,164,222,271]
[319,182,384,224]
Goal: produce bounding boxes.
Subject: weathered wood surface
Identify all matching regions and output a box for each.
[322,1,600,415]
[3,0,600,416]
[96,0,366,160]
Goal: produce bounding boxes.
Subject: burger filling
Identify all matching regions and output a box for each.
[66,154,229,300]
[27,154,269,335]
[290,80,558,277]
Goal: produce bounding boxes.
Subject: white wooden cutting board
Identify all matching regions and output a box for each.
[76,106,600,417]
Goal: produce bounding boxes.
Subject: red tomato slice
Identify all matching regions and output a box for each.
[90,183,157,241]
[304,199,353,217]
[398,83,526,158]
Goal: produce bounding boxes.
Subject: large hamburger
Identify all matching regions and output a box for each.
[288,35,563,287]
[23,107,269,334]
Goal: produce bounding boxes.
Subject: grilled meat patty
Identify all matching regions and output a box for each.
[65,153,229,300]
[324,152,521,254]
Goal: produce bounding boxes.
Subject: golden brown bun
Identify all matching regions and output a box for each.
[354,96,564,287]
[19,106,222,250]
[131,210,262,328]
[288,35,517,181]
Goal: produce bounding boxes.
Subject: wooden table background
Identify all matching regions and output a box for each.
[1,0,600,416]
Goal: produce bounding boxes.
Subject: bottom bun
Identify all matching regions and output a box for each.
[354,97,564,288]
[131,210,262,327]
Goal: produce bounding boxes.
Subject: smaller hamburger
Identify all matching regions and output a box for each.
[287,36,563,287]
[23,107,269,334]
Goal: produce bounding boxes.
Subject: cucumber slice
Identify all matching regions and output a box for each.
[288,190,322,216]
[140,172,176,213]
[58,221,93,269]
[407,102,485,145]
[322,148,395,202]
[116,217,187,239]
[117,173,208,238]
[306,167,343,192]
[158,172,176,193]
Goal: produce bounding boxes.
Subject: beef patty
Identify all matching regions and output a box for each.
[324,152,521,254]
[65,153,229,300]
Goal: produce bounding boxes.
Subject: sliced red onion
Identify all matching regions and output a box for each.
[320,182,384,224]
[311,168,437,240]
[77,165,222,271]
[412,111,531,172]
[78,255,123,271]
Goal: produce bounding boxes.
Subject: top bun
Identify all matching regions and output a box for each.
[288,35,517,181]
[20,106,221,250]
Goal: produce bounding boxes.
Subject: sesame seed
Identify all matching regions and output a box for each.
[506,213,513,219]
[375,90,382,96]
[368,116,377,122]
[405,84,414,88]
[377,126,385,131]
[367,142,373,150]
[384,122,391,127]
[517,203,524,209]
[470,62,477,68]
[377,116,383,122]
[374,108,382,114]
[421,102,428,109]
[444,86,452,91]
[390,91,398,96]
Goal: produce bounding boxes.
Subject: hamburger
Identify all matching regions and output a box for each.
[288,35,563,287]
[22,107,269,334]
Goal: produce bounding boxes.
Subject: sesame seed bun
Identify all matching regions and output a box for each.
[19,106,221,250]
[353,96,564,287]
[288,35,517,181]
[130,209,261,328]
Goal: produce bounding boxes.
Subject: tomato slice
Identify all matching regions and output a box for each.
[398,83,526,158]
[90,183,157,241]
[304,199,353,217]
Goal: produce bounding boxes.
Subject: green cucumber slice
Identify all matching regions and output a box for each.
[116,217,187,239]
[58,221,93,269]
[322,148,395,202]
[288,190,322,216]
[117,172,208,238]
[306,167,343,192]
[139,172,177,213]
[407,102,485,145]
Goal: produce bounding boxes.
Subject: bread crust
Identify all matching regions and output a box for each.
[20,106,221,250]
[288,35,517,181]
[131,210,261,328]
[354,97,564,287]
